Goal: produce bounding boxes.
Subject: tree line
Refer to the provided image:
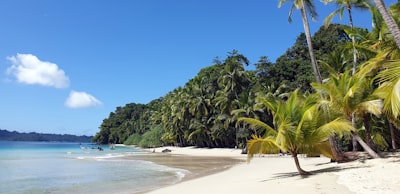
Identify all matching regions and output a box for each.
[0,129,93,142]
[93,1,400,169]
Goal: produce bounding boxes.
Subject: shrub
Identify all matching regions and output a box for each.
[124,134,142,145]
[138,125,163,148]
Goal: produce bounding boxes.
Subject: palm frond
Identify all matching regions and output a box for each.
[374,79,400,119]
[237,117,276,136]
[256,95,278,113]
[314,141,334,159]
[356,99,383,117]
[324,9,341,28]
[247,135,280,162]
[375,61,400,84]
[318,118,353,136]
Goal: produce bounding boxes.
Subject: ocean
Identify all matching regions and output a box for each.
[0,141,188,194]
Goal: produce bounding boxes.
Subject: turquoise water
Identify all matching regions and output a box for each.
[0,141,187,194]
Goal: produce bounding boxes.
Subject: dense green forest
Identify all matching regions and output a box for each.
[93,1,400,162]
[0,129,92,142]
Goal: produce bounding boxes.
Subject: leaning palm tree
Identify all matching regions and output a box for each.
[278,0,323,84]
[238,90,352,175]
[312,70,382,158]
[321,1,373,154]
[372,0,400,48]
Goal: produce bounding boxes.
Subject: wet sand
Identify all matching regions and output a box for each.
[133,153,242,183]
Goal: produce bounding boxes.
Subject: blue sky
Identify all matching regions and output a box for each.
[0,0,397,136]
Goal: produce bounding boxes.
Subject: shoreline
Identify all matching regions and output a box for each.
[134,146,400,194]
[133,153,242,183]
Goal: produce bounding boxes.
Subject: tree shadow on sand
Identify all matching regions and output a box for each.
[259,151,400,182]
[260,164,367,182]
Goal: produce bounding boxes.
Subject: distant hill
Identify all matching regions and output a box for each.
[0,129,93,142]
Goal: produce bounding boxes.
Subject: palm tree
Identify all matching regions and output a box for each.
[312,71,382,158]
[372,0,400,48]
[373,61,400,149]
[322,0,371,75]
[239,90,352,175]
[319,46,351,75]
[354,10,400,149]
[183,79,213,147]
[217,50,250,100]
[322,1,373,151]
[231,90,260,149]
[278,0,323,84]
[278,0,348,162]
[160,88,191,146]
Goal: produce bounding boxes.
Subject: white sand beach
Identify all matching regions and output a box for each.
[145,146,400,194]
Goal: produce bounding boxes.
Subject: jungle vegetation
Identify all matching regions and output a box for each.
[93,1,400,169]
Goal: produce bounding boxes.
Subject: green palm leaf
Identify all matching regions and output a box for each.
[247,135,280,161]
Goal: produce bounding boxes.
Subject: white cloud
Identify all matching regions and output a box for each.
[65,90,102,109]
[6,53,70,88]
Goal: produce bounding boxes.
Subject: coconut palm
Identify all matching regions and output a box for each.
[160,87,191,146]
[322,0,371,74]
[278,0,323,84]
[239,90,352,175]
[353,8,400,149]
[319,46,352,75]
[372,0,400,48]
[373,60,400,123]
[217,50,250,100]
[312,70,382,158]
[278,0,348,162]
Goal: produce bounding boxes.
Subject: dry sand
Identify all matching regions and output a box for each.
[143,146,400,194]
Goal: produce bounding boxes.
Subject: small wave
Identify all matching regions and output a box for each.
[154,165,190,182]
[94,154,125,159]
[74,152,132,160]
[175,171,188,180]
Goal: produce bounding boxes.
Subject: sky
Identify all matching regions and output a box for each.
[0,0,397,136]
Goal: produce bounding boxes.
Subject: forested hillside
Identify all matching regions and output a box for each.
[0,129,92,142]
[92,24,380,148]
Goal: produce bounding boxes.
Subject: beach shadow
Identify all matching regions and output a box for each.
[259,152,400,182]
[314,161,332,166]
[260,164,365,182]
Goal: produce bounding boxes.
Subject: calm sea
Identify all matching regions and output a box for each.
[0,141,188,194]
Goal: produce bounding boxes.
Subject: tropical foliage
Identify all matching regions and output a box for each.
[239,90,352,175]
[93,24,354,148]
[93,1,400,167]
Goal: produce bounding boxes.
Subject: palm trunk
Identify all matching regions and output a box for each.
[347,4,358,75]
[388,121,397,150]
[329,136,346,162]
[351,113,359,152]
[363,114,376,150]
[292,152,310,175]
[301,1,345,161]
[350,131,381,158]
[300,0,322,84]
[373,0,400,49]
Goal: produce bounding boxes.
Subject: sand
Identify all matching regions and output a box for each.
[144,146,400,194]
[334,152,400,194]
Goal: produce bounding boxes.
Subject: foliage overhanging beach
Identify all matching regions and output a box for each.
[92,1,400,194]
